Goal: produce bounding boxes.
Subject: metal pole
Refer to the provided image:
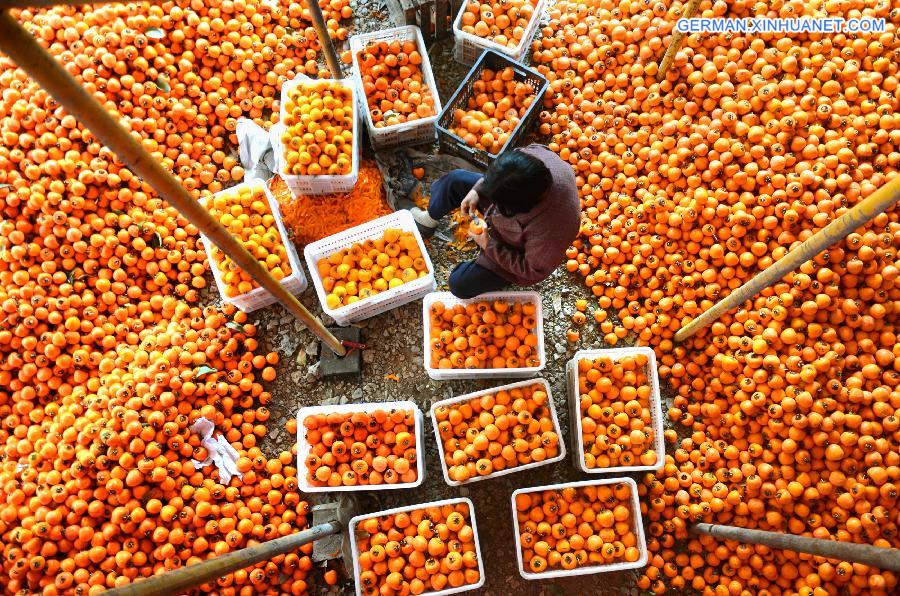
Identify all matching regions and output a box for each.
[675,175,900,342]
[105,521,341,596]
[656,0,701,81]
[692,523,900,573]
[305,0,343,79]
[0,11,347,356]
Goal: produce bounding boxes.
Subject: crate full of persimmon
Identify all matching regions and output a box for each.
[566,347,665,475]
[431,378,564,486]
[452,0,548,65]
[199,180,307,313]
[296,400,425,492]
[510,477,648,579]
[304,210,435,326]
[273,76,359,196]
[349,25,443,149]
[436,50,547,168]
[349,498,485,595]
[423,291,545,380]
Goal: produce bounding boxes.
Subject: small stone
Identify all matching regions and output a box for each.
[363,350,376,363]
[339,394,349,404]
[351,388,363,400]
[305,342,317,356]
[291,371,302,383]
[552,296,562,312]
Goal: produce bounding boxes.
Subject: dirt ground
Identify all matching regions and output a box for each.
[250,2,660,594]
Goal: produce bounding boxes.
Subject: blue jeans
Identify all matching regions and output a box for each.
[429,170,509,299]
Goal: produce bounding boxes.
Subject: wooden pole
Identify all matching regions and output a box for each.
[305,0,343,79]
[105,521,341,596]
[674,175,900,343]
[0,0,155,7]
[692,524,900,573]
[0,10,347,356]
[656,0,702,81]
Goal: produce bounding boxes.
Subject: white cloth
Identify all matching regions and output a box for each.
[237,73,314,182]
[269,123,287,179]
[236,118,277,182]
[190,417,243,484]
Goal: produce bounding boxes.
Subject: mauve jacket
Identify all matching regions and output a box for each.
[472,144,580,286]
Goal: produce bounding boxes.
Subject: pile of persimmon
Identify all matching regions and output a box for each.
[355,501,480,595]
[301,408,418,487]
[204,184,293,297]
[0,0,358,591]
[434,382,559,482]
[457,0,540,50]
[514,481,642,574]
[356,38,436,127]
[3,1,351,200]
[449,66,537,154]
[315,228,429,310]
[576,353,658,469]
[535,0,900,594]
[281,80,354,176]
[428,298,540,370]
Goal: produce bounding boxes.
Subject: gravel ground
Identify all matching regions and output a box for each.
[248,3,658,594]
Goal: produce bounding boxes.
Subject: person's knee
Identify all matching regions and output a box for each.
[448,266,479,299]
[430,170,471,216]
[445,169,478,194]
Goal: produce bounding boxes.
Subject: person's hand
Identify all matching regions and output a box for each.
[460,188,479,217]
[468,225,489,249]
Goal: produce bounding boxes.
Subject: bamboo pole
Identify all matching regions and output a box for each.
[692,524,900,573]
[105,521,341,596]
[674,175,900,342]
[305,0,343,79]
[0,10,348,356]
[656,0,702,81]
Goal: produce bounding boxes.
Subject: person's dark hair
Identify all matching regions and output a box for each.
[478,150,551,216]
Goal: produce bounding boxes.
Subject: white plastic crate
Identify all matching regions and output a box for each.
[275,76,360,196]
[423,291,545,381]
[295,400,425,493]
[566,346,665,475]
[510,477,648,580]
[349,497,485,596]
[304,210,436,326]
[349,25,443,149]
[199,179,307,313]
[452,0,547,66]
[430,378,565,486]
